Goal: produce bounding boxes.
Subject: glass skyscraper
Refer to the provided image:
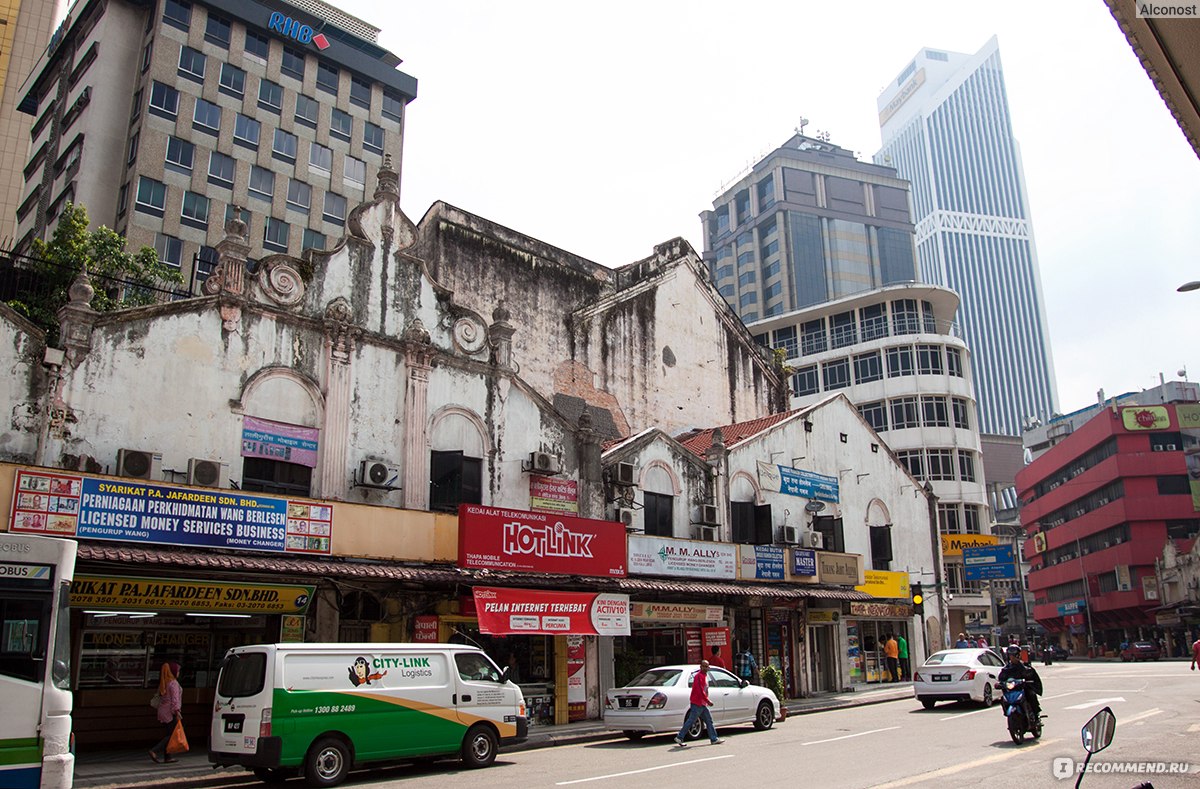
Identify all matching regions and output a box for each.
[875,37,1058,436]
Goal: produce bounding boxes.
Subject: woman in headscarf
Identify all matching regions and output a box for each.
[149,661,183,763]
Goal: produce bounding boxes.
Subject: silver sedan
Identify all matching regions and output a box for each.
[912,648,1004,709]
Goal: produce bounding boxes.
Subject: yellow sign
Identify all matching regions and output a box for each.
[281,614,306,642]
[1121,405,1170,431]
[879,68,927,125]
[70,575,314,614]
[1033,531,1047,554]
[941,533,998,556]
[855,570,911,600]
[1178,403,1200,429]
[807,610,839,623]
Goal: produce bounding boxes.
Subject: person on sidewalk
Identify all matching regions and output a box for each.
[883,633,900,683]
[897,632,909,680]
[1190,635,1200,671]
[673,660,722,746]
[954,633,972,648]
[708,646,728,670]
[149,661,183,764]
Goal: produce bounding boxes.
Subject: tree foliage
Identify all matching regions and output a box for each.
[6,203,184,341]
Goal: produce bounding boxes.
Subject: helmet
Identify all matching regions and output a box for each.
[1005,645,1021,657]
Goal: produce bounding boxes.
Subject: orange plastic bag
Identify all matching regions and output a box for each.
[166,719,189,754]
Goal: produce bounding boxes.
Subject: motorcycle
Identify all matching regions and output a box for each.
[1075,706,1153,789]
[1001,677,1042,744]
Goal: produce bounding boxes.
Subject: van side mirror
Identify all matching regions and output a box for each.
[1081,707,1116,754]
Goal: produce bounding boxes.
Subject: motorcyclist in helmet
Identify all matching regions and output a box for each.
[998,644,1043,716]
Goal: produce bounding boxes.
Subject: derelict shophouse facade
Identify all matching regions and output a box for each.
[15,0,415,284]
[0,161,920,747]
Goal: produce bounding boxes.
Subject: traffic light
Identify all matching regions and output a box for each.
[910,583,924,615]
[996,603,1009,627]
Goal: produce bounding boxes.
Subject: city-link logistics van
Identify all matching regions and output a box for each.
[208,643,527,786]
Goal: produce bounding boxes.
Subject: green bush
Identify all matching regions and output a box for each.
[758,663,785,703]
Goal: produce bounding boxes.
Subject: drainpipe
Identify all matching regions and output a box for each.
[34,347,65,467]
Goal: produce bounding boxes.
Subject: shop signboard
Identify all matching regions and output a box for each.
[738,545,785,580]
[817,551,864,586]
[849,602,912,618]
[1056,599,1087,616]
[627,535,737,579]
[756,461,839,502]
[529,475,579,514]
[566,635,586,721]
[807,609,839,623]
[241,415,319,467]
[1142,575,1159,601]
[1115,564,1132,592]
[630,603,724,622]
[9,469,332,554]
[70,575,315,614]
[458,505,626,578]
[280,615,305,643]
[702,626,731,666]
[473,586,630,636]
[854,569,911,599]
[963,545,1017,581]
[1120,405,1170,431]
[412,615,439,642]
[940,533,998,557]
[792,548,817,577]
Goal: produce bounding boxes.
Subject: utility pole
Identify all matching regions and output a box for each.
[924,481,948,652]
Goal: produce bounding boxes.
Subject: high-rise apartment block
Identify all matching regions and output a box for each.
[876,37,1058,437]
[15,0,416,289]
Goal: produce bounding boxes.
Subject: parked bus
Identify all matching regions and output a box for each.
[0,533,77,789]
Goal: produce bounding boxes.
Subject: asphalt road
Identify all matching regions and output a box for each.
[205,661,1199,789]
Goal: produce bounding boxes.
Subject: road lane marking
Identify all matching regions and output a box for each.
[1122,708,1162,724]
[866,738,1061,787]
[801,726,900,745]
[1042,690,1084,700]
[554,754,734,785]
[1064,696,1125,710]
[1187,723,1200,733]
[939,706,1000,721]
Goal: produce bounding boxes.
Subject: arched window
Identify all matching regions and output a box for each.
[429,408,487,512]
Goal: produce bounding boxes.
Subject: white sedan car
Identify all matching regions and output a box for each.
[603,665,779,741]
[912,648,1004,709]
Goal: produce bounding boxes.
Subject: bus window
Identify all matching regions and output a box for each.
[0,597,50,682]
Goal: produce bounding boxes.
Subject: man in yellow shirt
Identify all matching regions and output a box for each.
[883,633,900,683]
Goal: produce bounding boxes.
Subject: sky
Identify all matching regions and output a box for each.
[336,0,1199,417]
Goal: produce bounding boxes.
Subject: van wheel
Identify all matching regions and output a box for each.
[253,766,292,784]
[305,737,350,787]
[461,725,498,768]
[753,700,775,730]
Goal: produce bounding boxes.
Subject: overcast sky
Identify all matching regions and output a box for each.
[338,0,1199,417]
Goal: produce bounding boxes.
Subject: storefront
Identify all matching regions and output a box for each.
[845,602,914,685]
[806,607,841,692]
[621,602,728,683]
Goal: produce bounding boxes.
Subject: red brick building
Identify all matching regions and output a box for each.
[1017,402,1199,653]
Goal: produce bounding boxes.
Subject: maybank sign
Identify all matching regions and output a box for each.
[940,533,998,556]
[268,12,330,49]
[879,68,926,126]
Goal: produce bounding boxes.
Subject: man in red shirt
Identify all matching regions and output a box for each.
[1190,636,1200,672]
[674,660,723,746]
[708,646,728,670]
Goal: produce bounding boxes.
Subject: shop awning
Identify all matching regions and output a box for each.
[75,543,873,601]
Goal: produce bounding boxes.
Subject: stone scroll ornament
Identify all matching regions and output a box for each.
[257,258,306,307]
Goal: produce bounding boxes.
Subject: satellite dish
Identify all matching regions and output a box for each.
[804,500,826,514]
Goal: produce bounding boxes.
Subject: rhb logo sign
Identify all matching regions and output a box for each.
[502,520,593,559]
[268,12,329,49]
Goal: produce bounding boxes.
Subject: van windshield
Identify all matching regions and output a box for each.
[455,652,502,683]
[217,652,266,697]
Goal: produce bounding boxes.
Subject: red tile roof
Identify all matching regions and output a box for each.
[677,409,805,456]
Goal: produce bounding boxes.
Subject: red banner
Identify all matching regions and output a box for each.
[458,505,627,578]
[473,587,630,636]
[413,615,439,642]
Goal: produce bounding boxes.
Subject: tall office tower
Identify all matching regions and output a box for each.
[15,0,416,290]
[701,133,920,323]
[0,0,64,244]
[876,37,1059,436]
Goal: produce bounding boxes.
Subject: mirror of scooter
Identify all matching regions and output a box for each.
[1081,706,1116,754]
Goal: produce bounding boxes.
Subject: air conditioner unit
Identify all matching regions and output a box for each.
[1074,509,1086,517]
[187,458,227,488]
[616,507,638,531]
[803,530,824,549]
[359,459,400,488]
[613,461,637,487]
[528,451,561,475]
[695,525,718,542]
[783,525,800,544]
[1165,444,1177,451]
[699,504,719,525]
[1098,497,1110,506]
[116,449,162,480]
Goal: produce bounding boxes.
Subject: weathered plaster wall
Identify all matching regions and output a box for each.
[0,304,45,463]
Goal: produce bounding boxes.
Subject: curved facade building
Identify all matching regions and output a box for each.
[750,284,990,634]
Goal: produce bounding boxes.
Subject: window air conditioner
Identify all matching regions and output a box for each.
[803,530,824,549]
[1097,497,1109,505]
[359,459,400,488]
[695,525,718,542]
[616,507,638,531]
[187,458,227,488]
[528,451,561,475]
[613,461,637,487]
[1165,444,1177,451]
[783,525,800,544]
[699,504,720,525]
[116,449,162,480]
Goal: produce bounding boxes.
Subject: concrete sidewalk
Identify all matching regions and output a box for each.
[74,683,914,789]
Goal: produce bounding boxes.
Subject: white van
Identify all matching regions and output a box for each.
[208,643,527,786]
